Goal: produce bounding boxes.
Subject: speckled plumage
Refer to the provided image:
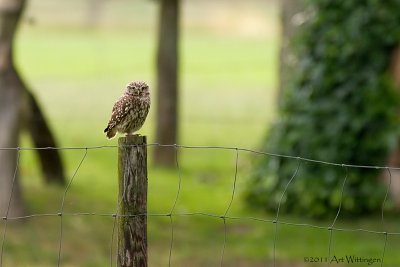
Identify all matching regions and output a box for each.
[104,81,150,139]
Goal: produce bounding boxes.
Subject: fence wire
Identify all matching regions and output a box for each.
[0,143,399,267]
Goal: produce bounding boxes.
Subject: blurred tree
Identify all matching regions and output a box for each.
[154,0,179,166]
[0,0,65,217]
[247,0,400,218]
[384,47,400,209]
[86,0,106,29]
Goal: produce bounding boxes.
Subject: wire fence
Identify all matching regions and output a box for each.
[0,143,398,266]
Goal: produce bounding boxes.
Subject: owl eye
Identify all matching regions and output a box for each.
[141,87,146,91]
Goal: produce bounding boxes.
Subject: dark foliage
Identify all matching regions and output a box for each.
[247,0,400,218]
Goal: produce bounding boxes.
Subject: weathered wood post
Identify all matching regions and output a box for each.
[118,135,148,267]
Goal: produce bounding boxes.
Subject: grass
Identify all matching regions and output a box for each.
[2,0,400,266]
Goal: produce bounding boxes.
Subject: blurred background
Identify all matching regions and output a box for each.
[1,0,400,266]
[16,0,275,148]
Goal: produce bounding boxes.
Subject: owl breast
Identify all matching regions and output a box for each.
[117,96,150,134]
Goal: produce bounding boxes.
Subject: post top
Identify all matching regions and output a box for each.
[118,135,147,145]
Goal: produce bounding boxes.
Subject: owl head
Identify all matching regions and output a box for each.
[125,81,150,98]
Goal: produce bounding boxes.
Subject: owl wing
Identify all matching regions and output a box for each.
[104,95,134,133]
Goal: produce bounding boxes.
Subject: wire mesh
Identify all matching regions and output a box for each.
[0,143,398,266]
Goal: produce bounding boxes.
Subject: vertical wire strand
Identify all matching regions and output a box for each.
[0,148,21,267]
[109,212,118,267]
[381,233,388,267]
[273,159,301,267]
[380,167,391,267]
[220,217,227,267]
[327,165,348,267]
[57,148,88,267]
[168,216,174,267]
[109,145,132,267]
[110,212,118,267]
[220,148,239,267]
[168,145,182,267]
[381,168,391,230]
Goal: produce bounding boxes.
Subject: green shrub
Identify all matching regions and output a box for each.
[247,0,400,218]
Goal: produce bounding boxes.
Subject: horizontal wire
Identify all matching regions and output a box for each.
[3,212,399,235]
[0,143,398,170]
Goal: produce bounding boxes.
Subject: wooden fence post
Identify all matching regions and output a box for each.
[118,135,148,267]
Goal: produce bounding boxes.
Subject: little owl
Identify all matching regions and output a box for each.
[104,81,150,139]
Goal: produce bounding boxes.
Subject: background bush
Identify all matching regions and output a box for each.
[247,0,400,218]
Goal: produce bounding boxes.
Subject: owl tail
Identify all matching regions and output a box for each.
[104,126,117,139]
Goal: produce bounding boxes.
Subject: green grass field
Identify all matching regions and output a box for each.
[2,0,400,266]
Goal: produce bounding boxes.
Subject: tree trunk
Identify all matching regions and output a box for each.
[0,0,65,216]
[0,0,26,217]
[278,0,305,103]
[12,0,65,184]
[86,0,105,29]
[25,89,65,184]
[154,0,179,166]
[384,47,400,209]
